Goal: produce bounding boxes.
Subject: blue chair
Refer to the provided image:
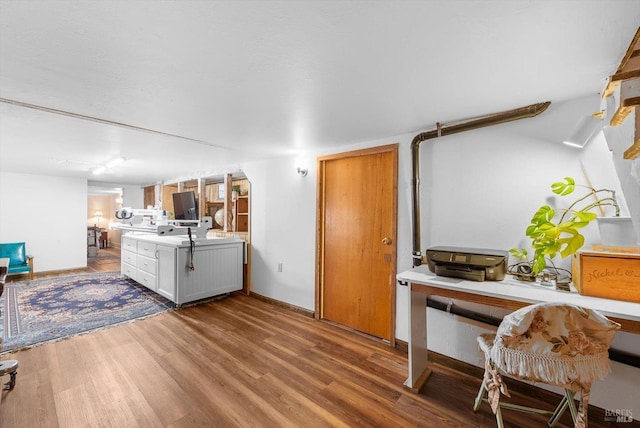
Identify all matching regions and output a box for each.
[0,242,34,280]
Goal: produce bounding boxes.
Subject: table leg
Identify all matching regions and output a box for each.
[405,284,431,391]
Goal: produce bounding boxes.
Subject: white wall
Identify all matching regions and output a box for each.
[243,95,639,414]
[0,172,88,271]
[243,157,317,310]
[413,100,639,413]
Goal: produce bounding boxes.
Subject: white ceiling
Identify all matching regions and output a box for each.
[1,1,639,185]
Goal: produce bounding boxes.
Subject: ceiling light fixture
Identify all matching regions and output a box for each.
[92,157,126,175]
[105,157,124,168]
[562,115,602,148]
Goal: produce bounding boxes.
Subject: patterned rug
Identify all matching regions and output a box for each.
[1,272,174,354]
[89,251,119,260]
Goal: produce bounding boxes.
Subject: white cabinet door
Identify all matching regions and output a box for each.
[175,242,243,304]
[156,244,177,301]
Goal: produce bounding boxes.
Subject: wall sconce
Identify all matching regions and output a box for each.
[562,115,602,148]
[295,156,309,177]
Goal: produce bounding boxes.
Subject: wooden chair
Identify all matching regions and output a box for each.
[473,302,620,428]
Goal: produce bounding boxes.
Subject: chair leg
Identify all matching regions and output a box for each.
[547,393,568,427]
[547,389,576,427]
[473,375,504,428]
[565,390,579,424]
[495,404,505,428]
[473,377,488,411]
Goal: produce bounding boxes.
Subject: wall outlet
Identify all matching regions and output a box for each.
[277,262,283,272]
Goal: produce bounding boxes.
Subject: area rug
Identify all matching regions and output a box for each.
[1,272,174,354]
[89,251,119,260]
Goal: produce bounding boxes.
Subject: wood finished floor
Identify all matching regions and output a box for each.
[1,251,634,427]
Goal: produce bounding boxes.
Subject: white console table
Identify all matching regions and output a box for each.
[397,267,640,392]
[122,234,245,305]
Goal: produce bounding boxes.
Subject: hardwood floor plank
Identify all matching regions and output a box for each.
[166,407,217,428]
[54,383,100,428]
[108,341,193,425]
[0,365,58,428]
[82,333,163,428]
[156,349,253,428]
[47,338,89,395]
[321,380,410,428]
[260,372,351,428]
[252,338,334,390]
[209,359,303,428]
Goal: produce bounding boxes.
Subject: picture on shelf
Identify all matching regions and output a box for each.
[218,184,225,200]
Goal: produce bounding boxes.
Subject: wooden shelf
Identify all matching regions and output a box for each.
[610,95,640,126]
[235,196,249,232]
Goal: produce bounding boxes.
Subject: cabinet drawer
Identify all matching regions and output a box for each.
[137,270,156,290]
[122,237,137,252]
[137,242,157,258]
[121,262,136,279]
[122,250,136,266]
[137,255,156,275]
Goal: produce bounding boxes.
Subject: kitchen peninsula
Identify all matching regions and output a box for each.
[122,233,245,306]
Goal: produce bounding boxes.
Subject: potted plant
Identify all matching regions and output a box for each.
[231,185,241,200]
[510,177,620,275]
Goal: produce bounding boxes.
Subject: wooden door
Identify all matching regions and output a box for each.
[317,144,398,342]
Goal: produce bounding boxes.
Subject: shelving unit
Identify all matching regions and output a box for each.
[235,195,249,232]
[142,174,251,294]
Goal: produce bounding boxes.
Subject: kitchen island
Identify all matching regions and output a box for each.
[121,233,245,305]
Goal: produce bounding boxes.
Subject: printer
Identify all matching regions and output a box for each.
[426,246,508,281]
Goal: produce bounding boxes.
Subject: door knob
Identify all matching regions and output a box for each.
[382,237,392,245]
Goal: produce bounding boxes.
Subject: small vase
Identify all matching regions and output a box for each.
[596,217,639,248]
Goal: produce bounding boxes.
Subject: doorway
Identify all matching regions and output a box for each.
[87,186,124,251]
[316,144,398,343]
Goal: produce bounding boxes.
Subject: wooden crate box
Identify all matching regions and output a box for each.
[572,246,640,303]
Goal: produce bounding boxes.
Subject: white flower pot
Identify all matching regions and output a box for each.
[596,217,639,248]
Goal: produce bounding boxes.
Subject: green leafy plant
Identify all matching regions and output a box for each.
[510,177,619,274]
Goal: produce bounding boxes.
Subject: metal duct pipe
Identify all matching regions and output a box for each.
[410,101,551,266]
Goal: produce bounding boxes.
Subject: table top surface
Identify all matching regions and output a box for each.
[398,266,640,321]
[124,233,244,247]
